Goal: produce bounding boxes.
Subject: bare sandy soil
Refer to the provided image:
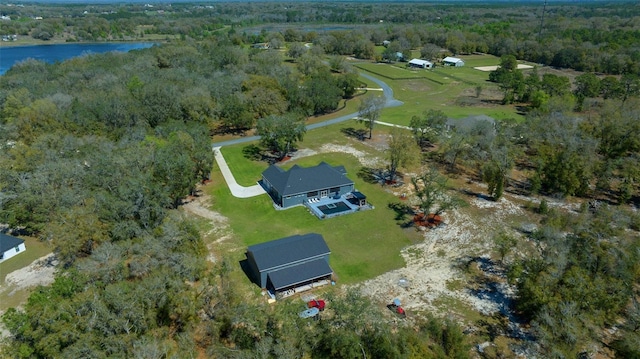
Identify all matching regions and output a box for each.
[358,193,523,315]
[474,64,534,72]
[1,254,57,295]
[0,254,58,338]
[182,190,233,263]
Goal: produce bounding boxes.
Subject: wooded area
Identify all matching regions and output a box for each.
[2,2,639,75]
[1,1,640,358]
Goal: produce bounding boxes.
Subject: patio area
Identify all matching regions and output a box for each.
[304,192,372,219]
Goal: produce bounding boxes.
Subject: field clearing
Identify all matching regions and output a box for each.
[474,64,534,72]
[355,62,424,80]
[349,54,522,126]
[373,74,521,125]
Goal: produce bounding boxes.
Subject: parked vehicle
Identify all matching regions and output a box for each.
[307,299,326,311]
[299,307,320,319]
[387,298,406,318]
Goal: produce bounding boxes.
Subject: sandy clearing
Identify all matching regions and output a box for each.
[474,64,534,72]
[1,254,57,293]
[358,192,524,319]
[319,143,384,168]
[182,189,233,263]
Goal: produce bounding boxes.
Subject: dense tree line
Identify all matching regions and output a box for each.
[416,100,640,202]
[0,32,361,254]
[3,2,639,76]
[490,55,640,108]
[507,205,640,357]
[403,69,640,358]
[406,105,640,357]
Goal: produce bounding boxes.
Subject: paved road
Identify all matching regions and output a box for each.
[211,72,403,147]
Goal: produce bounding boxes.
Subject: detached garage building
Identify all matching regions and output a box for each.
[0,233,26,263]
[408,58,433,69]
[443,56,465,67]
[246,233,333,298]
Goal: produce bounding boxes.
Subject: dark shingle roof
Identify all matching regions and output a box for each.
[0,233,24,253]
[352,191,367,200]
[247,233,330,272]
[268,258,333,290]
[262,162,353,196]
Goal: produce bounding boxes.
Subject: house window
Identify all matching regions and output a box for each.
[307,191,318,198]
[330,187,340,193]
[15,246,20,253]
[0,253,4,260]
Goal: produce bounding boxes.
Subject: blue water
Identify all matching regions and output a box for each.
[0,42,156,75]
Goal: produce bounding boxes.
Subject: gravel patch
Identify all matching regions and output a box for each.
[2,254,57,293]
[319,143,384,167]
[358,194,524,320]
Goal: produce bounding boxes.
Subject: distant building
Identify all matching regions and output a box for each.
[0,233,26,263]
[245,233,333,297]
[408,58,433,69]
[251,42,270,49]
[443,56,465,67]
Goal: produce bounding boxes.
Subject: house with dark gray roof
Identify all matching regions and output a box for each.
[261,162,354,209]
[245,233,333,296]
[0,233,26,263]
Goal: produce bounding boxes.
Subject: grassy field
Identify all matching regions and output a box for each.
[211,122,424,284]
[351,54,523,126]
[355,63,425,80]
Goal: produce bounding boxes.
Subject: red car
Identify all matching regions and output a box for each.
[307,299,326,311]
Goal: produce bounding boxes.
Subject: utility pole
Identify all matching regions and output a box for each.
[538,0,548,41]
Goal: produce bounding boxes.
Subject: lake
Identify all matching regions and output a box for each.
[0,42,156,75]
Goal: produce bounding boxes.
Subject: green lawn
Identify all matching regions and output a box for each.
[350,55,522,126]
[0,237,52,284]
[355,62,424,80]
[221,145,270,187]
[0,237,54,312]
[212,128,423,284]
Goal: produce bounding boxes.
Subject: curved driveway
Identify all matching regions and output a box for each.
[212,72,403,198]
[213,146,267,198]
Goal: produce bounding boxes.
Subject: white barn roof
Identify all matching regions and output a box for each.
[443,56,464,64]
[409,59,432,67]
